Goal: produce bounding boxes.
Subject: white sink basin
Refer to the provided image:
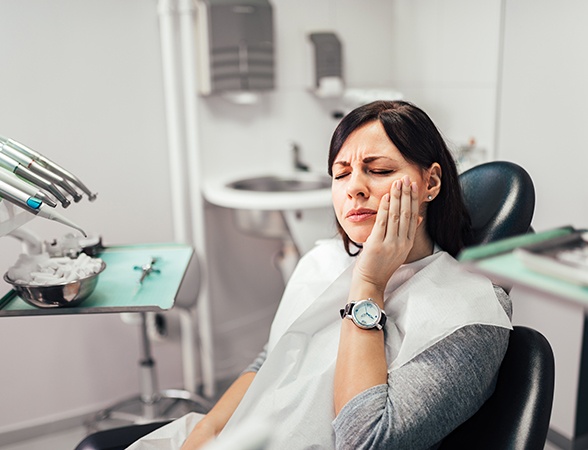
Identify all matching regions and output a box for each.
[227,174,331,193]
[203,172,332,211]
[204,172,336,276]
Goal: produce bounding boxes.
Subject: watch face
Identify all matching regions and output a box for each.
[352,300,380,329]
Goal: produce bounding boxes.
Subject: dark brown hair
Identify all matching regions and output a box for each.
[328,100,471,257]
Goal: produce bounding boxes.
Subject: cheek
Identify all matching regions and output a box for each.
[370,178,399,203]
[375,181,394,199]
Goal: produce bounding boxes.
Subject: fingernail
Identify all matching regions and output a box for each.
[411,182,417,192]
[395,180,402,190]
[403,175,410,186]
[383,193,390,202]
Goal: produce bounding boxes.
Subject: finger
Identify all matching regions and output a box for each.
[398,175,413,239]
[407,181,420,239]
[388,179,402,237]
[368,191,391,242]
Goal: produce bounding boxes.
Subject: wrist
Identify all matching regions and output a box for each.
[350,271,387,298]
[348,284,385,307]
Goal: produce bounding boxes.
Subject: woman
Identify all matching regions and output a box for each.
[182,100,512,449]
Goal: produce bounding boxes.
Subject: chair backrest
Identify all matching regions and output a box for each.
[444,162,554,448]
[459,161,535,247]
[75,420,172,450]
[439,326,555,450]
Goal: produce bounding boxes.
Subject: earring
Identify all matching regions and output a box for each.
[427,195,433,201]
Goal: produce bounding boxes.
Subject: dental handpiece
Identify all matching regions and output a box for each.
[1,136,96,201]
[0,167,57,207]
[0,179,87,236]
[0,152,71,208]
[0,142,83,203]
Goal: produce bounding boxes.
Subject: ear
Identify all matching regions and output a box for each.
[425,163,442,201]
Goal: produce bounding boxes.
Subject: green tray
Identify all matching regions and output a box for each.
[0,243,193,317]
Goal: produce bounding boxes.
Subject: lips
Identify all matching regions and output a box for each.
[345,208,377,223]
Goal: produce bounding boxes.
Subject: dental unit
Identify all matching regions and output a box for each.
[0,135,97,202]
[0,151,71,208]
[0,138,83,203]
[0,179,87,236]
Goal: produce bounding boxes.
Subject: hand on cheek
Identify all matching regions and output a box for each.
[352,175,421,295]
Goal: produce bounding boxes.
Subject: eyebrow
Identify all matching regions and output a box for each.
[333,156,395,167]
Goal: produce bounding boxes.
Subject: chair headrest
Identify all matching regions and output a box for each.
[459,161,535,247]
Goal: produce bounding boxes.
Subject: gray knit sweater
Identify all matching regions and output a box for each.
[244,287,511,449]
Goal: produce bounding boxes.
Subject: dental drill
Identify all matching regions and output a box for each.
[0,139,83,203]
[0,135,97,202]
[0,167,57,207]
[0,151,71,208]
[0,179,86,236]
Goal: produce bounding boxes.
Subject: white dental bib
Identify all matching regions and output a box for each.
[220,239,512,449]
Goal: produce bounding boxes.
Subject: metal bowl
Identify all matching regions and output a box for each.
[3,261,106,309]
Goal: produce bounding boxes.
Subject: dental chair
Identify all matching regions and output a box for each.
[440,161,555,449]
[75,160,551,450]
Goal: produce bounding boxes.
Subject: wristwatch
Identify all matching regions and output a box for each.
[340,299,387,330]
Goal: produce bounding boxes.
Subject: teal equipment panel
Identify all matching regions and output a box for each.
[459,227,588,309]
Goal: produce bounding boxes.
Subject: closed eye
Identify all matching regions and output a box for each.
[333,172,350,180]
[370,169,394,175]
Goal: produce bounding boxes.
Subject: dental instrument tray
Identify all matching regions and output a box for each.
[0,243,193,317]
[514,229,588,286]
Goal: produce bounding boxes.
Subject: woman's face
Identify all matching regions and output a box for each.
[331,120,432,244]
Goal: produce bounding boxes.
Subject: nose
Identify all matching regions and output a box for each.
[346,172,369,198]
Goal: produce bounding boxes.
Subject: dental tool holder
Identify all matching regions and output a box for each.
[0,133,98,237]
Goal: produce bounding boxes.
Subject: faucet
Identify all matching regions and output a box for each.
[291,142,310,172]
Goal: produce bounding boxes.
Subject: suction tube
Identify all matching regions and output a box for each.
[35,204,87,237]
[1,136,96,201]
[0,152,71,208]
[0,179,86,236]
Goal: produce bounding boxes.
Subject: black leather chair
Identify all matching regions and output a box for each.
[75,420,172,450]
[459,160,535,246]
[440,161,555,449]
[439,326,555,450]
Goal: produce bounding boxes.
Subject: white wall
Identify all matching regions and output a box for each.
[387,0,503,160]
[497,0,588,231]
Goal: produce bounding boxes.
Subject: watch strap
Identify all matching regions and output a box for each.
[339,302,355,319]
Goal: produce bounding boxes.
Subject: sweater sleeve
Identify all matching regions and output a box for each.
[241,344,268,374]
[332,287,511,450]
